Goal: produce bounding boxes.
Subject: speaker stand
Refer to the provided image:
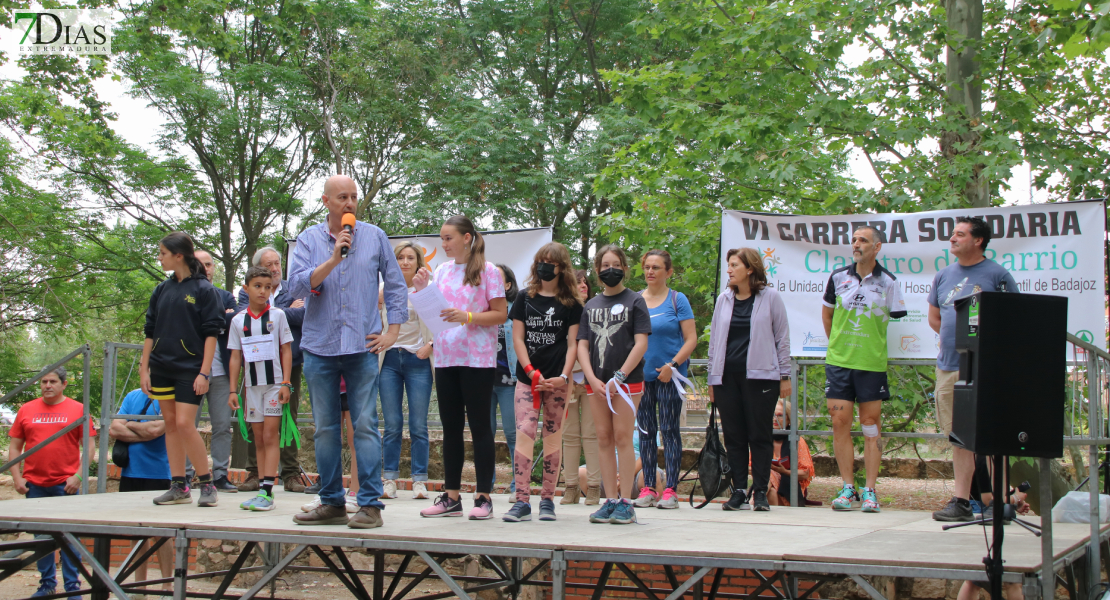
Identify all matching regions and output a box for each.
[940,455,1025,597]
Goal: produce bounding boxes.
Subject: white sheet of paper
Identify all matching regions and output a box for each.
[241,334,276,363]
[408,285,462,337]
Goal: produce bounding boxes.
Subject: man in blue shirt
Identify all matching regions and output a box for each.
[288,175,408,529]
[928,216,1018,522]
[109,389,174,592]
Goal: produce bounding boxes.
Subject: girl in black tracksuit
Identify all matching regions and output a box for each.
[141,232,225,507]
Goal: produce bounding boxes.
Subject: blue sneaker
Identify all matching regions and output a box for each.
[831,484,859,511]
[610,500,637,524]
[31,585,55,598]
[538,498,556,521]
[589,499,619,523]
[860,487,881,513]
[241,492,275,511]
[503,501,532,522]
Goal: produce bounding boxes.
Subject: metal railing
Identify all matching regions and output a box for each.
[775,334,1109,600]
[0,345,93,496]
[96,342,148,493]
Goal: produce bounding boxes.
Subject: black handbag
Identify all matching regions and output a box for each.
[112,397,154,470]
[680,401,732,508]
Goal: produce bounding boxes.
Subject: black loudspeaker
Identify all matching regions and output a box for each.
[949,291,1067,458]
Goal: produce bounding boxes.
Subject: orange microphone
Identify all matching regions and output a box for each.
[340,213,356,258]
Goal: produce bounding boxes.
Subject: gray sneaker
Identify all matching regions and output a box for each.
[240,492,275,511]
[539,498,556,521]
[932,496,974,522]
[153,481,192,505]
[198,483,218,507]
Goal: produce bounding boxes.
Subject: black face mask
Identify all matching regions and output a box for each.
[598,267,624,287]
[536,262,558,282]
[772,433,788,442]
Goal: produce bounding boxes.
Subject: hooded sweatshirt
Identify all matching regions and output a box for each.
[144,273,225,376]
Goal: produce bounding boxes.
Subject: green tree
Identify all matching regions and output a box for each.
[403,0,673,259]
[304,0,456,233]
[115,0,323,287]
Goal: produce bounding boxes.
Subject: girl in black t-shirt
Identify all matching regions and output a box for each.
[503,243,583,522]
[576,245,651,525]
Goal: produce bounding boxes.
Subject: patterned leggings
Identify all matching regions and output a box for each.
[513,381,567,503]
[637,379,683,490]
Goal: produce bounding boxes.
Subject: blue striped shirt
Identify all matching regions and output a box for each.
[288,219,409,357]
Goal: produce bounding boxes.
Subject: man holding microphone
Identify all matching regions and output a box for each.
[287,175,409,529]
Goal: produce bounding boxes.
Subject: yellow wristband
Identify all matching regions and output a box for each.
[467,312,472,324]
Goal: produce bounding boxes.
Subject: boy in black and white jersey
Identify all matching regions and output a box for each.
[228,266,294,512]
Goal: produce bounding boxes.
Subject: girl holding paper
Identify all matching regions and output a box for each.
[577,245,651,525]
[415,215,507,520]
[707,248,792,512]
[501,242,583,523]
[633,249,697,510]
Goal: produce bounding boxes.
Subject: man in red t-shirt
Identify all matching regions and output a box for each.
[8,367,96,598]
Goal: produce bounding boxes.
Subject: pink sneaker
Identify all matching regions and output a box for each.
[420,493,463,518]
[469,496,494,520]
[633,487,659,508]
[657,487,679,509]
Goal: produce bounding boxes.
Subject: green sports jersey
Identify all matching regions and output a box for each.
[822,263,907,372]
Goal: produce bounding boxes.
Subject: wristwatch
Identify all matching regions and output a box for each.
[781,375,791,381]
[669,360,680,369]
[560,374,569,384]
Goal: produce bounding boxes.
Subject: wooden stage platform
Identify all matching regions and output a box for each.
[0,491,1106,600]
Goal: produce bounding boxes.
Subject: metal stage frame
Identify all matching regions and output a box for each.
[2,512,1108,600]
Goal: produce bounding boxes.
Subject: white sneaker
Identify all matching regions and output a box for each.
[382,479,398,499]
[412,481,429,499]
[301,495,322,513]
[345,490,359,513]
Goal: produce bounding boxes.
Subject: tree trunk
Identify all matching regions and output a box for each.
[941,0,989,208]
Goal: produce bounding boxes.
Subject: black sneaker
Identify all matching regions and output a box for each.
[304,480,322,494]
[932,496,974,522]
[752,490,770,511]
[213,476,238,493]
[723,489,749,511]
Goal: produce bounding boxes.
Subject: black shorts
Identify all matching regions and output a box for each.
[825,365,889,403]
[119,476,171,493]
[149,372,204,406]
[340,392,349,413]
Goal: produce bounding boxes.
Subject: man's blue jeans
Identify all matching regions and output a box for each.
[304,351,384,509]
[491,384,516,493]
[26,483,82,592]
[378,349,432,481]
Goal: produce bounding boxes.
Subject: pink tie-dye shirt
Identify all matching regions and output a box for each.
[432,261,506,368]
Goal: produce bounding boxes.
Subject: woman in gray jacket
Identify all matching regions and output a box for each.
[707,248,792,511]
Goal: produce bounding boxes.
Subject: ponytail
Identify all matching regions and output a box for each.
[160,231,207,280]
[445,214,486,287]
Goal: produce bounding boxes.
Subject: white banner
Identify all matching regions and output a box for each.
[720,201,1106,358]
[285,227,554,287]
[387,227,554,287]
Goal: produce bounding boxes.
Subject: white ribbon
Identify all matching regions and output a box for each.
[605,378,648,433]
[670,370,695,400]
